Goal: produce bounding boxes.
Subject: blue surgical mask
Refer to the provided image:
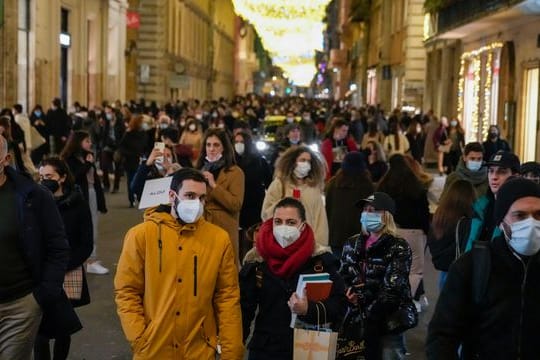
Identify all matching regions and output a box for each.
[106,113,113,121]
[34,110,42,117]
[466,160,483,171]
[360,212,384,233]
[504,217,540,256]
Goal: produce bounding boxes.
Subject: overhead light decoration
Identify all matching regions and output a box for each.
[233,0,331,86]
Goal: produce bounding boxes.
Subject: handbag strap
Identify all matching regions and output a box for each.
[455,217,464,261]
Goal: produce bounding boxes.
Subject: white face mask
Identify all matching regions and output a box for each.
[188,124,197,132]
[175,198,203,224]
[504,217,540,256]
[466,160,483,171]
[234,142,245,155]
[273,224,302,248]
[294,162,311,178]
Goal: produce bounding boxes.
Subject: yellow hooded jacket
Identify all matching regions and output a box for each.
[114,206,244,359]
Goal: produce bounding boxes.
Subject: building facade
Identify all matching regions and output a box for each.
[0,0,128,110]
[129,0,236,104]
[424,0,540,161]
[326,0,426,111]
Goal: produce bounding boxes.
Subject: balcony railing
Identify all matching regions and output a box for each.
[437,0,524,34]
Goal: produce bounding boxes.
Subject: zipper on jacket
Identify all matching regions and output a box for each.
[193,255,198,296]
[158,224,162,273]
[515,255,529,359]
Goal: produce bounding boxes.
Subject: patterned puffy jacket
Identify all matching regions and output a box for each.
[339,233,416,335]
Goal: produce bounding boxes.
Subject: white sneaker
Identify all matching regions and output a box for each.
[87,261,109,275]
[421,295,429,308]
[413,300,422,314]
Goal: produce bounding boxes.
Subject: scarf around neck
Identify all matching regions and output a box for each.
[256,219,315,279]
[455,160,487,185]
[202,157,226,180]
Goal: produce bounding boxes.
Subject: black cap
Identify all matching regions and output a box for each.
[341,151,366,176]
[486,151,520,173]
[356,192,396,215]
[520,161,540,177]
[493,177,540,225]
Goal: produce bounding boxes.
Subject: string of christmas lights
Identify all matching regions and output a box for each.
[457,42,503,142]
[232,0,332,86]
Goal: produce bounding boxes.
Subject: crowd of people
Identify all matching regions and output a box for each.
[0,94,539,360]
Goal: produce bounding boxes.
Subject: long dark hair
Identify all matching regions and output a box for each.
[196,128,236,170]
[40,157,75,191]
[432,179,475,239]
[60,131,90,160]
[377,154,424,198]
[333,168,372,189]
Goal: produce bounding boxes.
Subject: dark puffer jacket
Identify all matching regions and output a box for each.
[427,235,540,360]
[340,233,415,336]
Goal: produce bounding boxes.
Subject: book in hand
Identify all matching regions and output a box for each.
[290,273,333,328]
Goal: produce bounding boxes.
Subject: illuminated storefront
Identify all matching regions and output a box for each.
[457,42,503,143]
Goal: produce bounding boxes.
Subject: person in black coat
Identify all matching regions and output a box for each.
[482,125,511,162]
[118,115,148,207]
[60,131,108,275]
[240,198,347,360]
[340,192,416,359]
[234,131,272,260]
[35,157,93,360]
[378,154,430,303]
[45,98,71,154]
[325,151,375,258]
[233,131,272,228]
[427,178,540,359]
[98,105,125,192]
[1,145,78,358]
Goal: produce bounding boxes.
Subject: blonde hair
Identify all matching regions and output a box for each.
[380,211,398,236]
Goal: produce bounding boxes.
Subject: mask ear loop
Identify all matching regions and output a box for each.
[499,221,511,241]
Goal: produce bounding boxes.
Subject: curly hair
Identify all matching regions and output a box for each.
[275,145,326,188]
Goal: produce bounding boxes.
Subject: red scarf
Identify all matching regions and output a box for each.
[256,219,315,279]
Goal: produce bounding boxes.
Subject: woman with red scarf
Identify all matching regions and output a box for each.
[240,197,347,360]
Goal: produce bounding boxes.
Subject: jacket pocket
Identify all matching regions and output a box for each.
[200,315,219,354]
[132,320,155,354]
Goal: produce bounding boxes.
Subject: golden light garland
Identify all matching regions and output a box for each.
[232,0,332,86]
[457,42,503,142]
[483,51,493,141]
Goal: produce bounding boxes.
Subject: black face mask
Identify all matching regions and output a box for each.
[41,179,60,194]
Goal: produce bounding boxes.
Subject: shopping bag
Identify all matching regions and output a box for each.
[336,307,366,359]
[293,301,338,360]
[293,328,338,360]
[29,125,46,150]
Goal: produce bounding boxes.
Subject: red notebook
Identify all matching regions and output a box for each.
[305,280,333,302]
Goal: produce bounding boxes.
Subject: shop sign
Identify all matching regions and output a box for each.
[127,11,140,29]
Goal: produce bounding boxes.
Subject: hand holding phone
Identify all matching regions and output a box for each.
[154,142,165,163]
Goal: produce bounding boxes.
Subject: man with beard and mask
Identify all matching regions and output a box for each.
[427,177,540,359]
[482,125,511,161]
[115,168,243,360]
[0,135,71,359]
[441,142,488,200]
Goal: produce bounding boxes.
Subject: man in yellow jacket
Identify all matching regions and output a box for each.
[114,168,244,359]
